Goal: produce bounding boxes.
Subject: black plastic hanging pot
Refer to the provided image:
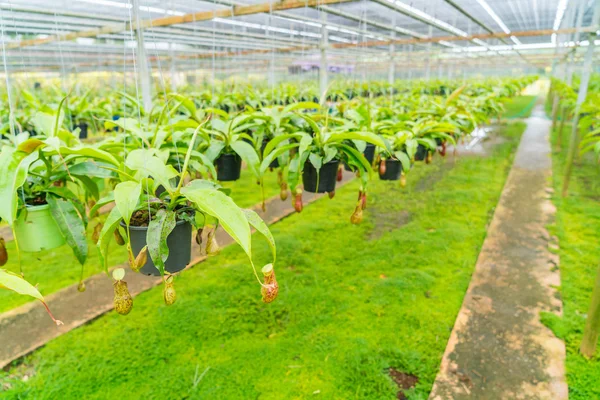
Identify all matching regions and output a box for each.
[261,139,279,168]
[123,220,192,276]
[302,159,339,193]
[77,122,88,139]
[216,153,242,181]
[415,144,428,161]
[363,143,376,164]
[379,159,402,181]
[434,137,443,146]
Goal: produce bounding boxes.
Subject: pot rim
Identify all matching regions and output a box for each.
[218,152,241,159]
[120,218,190,231]
[23,203,50,211]
[304,159,340,167]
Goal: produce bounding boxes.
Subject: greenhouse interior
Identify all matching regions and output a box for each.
[0,0,599,398]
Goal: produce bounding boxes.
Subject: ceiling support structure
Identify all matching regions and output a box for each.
[6,0,358,50]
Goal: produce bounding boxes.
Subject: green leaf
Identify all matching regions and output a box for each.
[0,147,38,224]
[146,209,176,276]
[260,143,297,175]
[97,206,122,273]
[74,175,100,200]
[242,209,276,264]
[168,93,197,116]
[89,193,114,217]
[262,134,301,159]
[114,181,141,227]
[394,151,411,172]
[181,186,252,259]
[125,149,178,194]
[17,138,45,154]
[308,153,323,170]
[0,269,44,301]
[67,161,118,178]
[47,196,88,265]
[44,186,87,226]
[33,110,63,136]
[231,140,261,179]
[338,144,371,173]
[325,131,387,150]
[55,146,119,166]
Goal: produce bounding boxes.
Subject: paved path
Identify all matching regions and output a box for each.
[430,105,567,399]
[0,170,356,369]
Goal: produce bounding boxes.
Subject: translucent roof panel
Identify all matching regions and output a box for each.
[0,0,596,74]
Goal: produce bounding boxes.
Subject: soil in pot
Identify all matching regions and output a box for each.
[379,159,402,181]
[124,215,192,276]
[216,153,242,181]
[302,160,339,193]
[14,204,66,252]
[415,144,428,161]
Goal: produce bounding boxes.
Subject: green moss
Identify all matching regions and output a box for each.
[550,123,600,400]
[0,168,278,313]
[0,122,525,399]
[500,95,537,119]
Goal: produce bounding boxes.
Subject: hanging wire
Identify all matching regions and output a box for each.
[0,6,15,137]
[52,2,71,129]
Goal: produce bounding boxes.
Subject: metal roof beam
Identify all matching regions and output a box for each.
[6,0,360,50]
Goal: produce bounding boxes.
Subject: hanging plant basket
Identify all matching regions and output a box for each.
[303,160,339,193]
[13,204,66,252]
[415,144,428,161]
[216,153,242,181]
[124,220,192,276]
[379,159,402,181]
[76,122,88,139]
[363,143,376,164]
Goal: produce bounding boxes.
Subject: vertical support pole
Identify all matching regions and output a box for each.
[564,0,579,86]
[319,12,328,100]
[425,26,432,81]
[133,0,152,111]
[581,264,600,357]
[388,16,395,86]
[388,41,395,85]
[562,2,599,197]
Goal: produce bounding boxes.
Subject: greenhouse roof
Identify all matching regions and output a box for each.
[0,0,597,74]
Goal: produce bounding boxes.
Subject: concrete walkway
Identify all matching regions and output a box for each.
[0,170,356,369]
[430,105,567,399]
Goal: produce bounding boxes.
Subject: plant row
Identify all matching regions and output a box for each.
[0,76,535,324]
